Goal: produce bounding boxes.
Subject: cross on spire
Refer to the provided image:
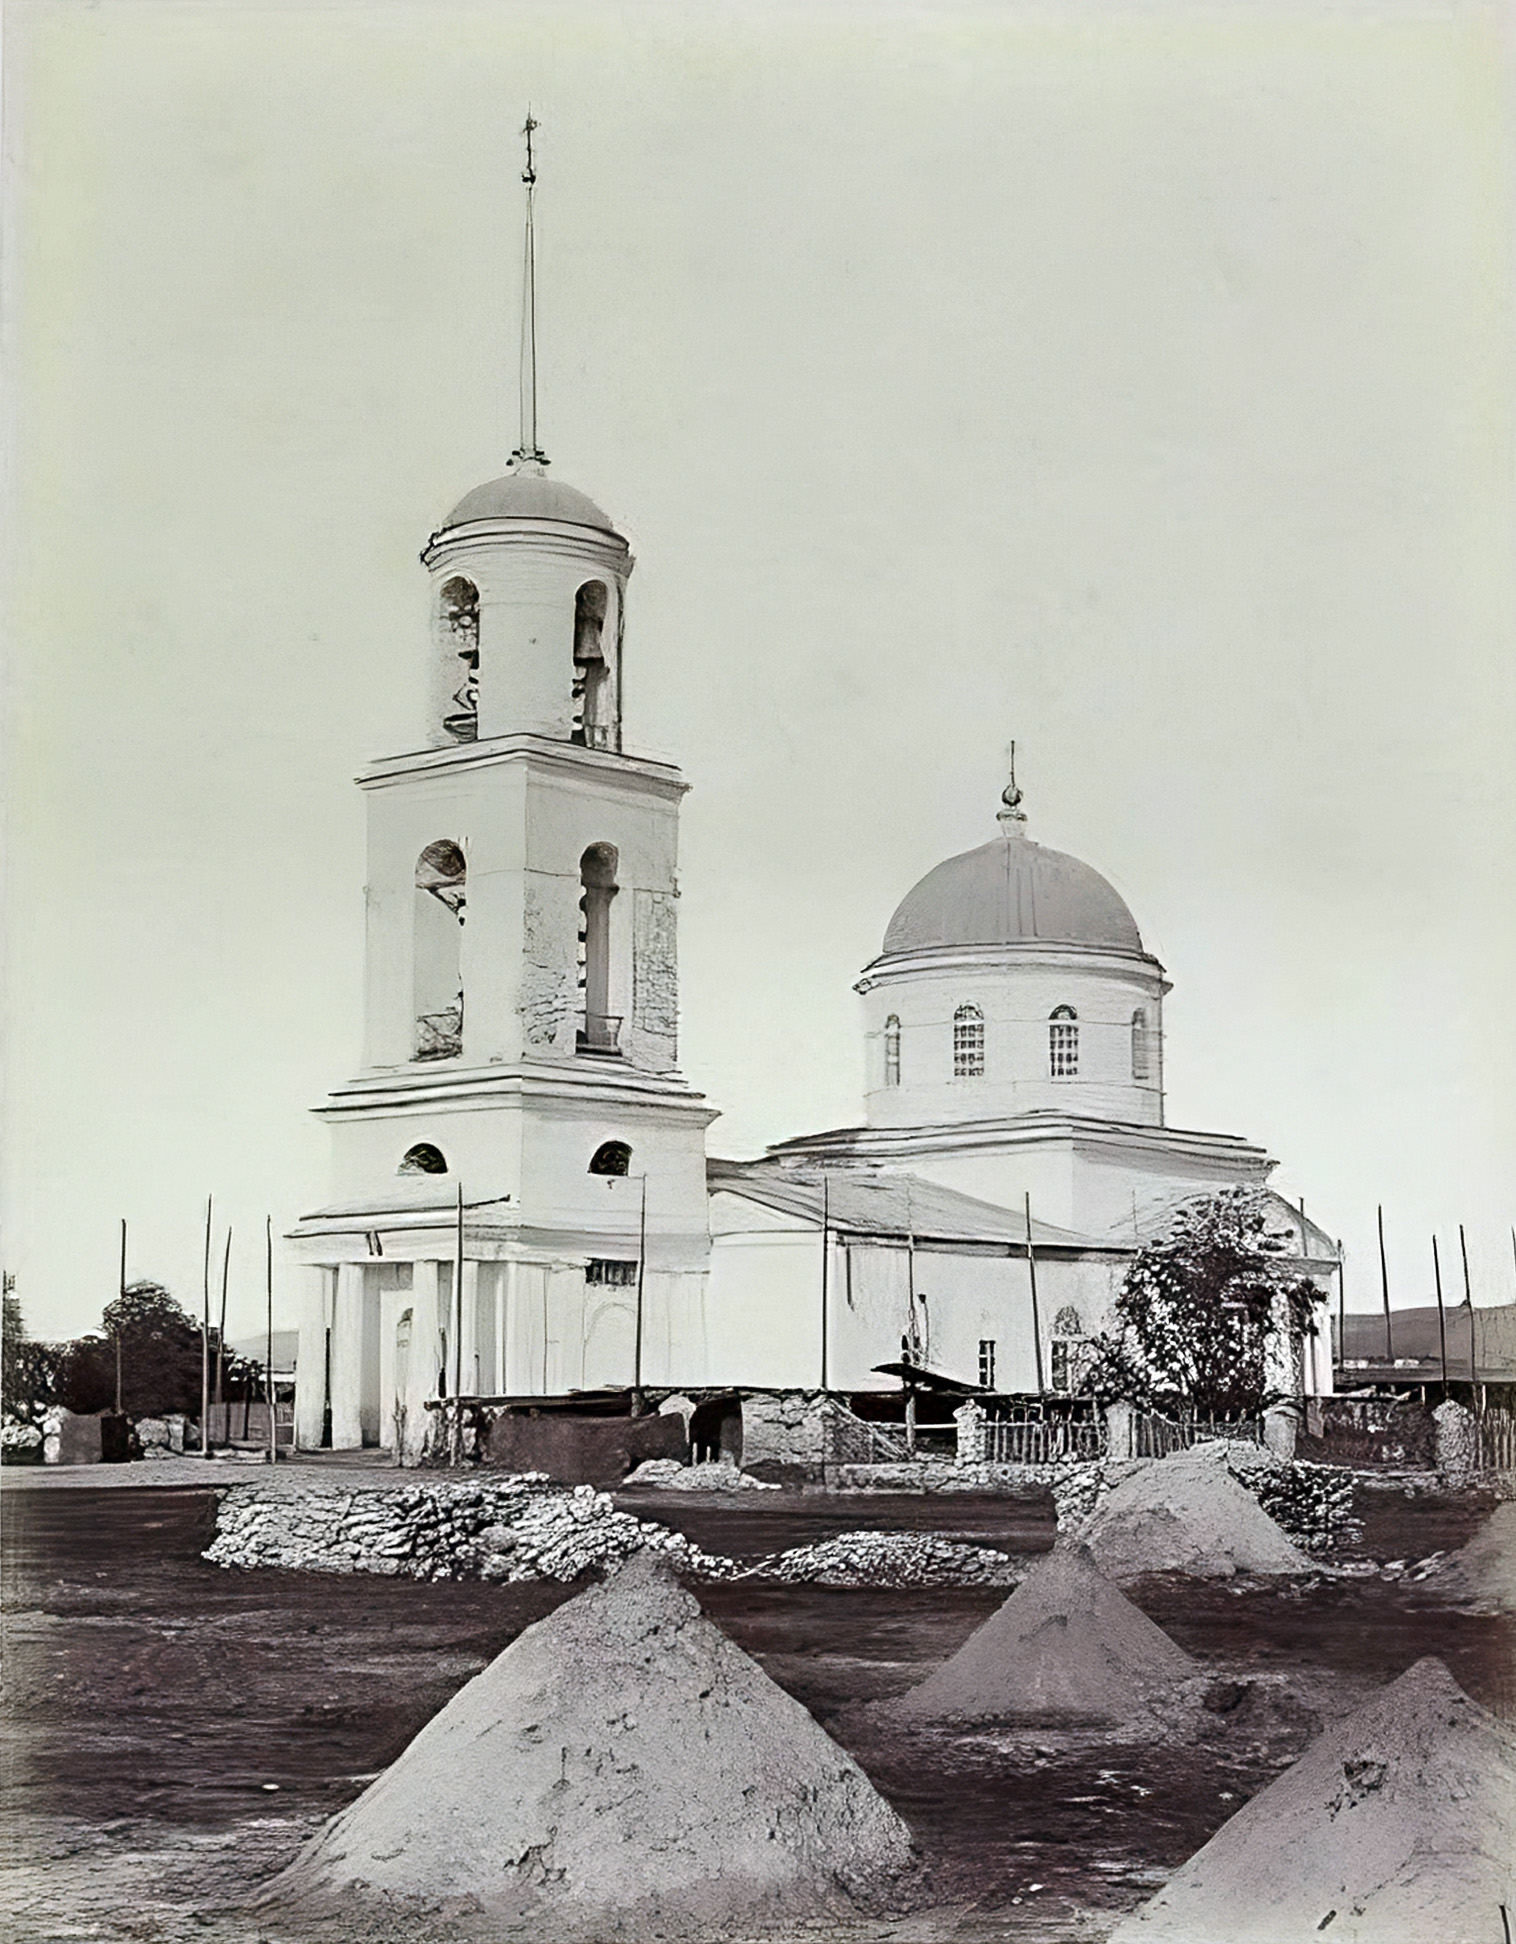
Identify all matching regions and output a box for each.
[999,740,1026,824]
[510,111,548,470]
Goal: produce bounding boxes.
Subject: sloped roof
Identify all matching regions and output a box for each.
[708,1161,1092,1250]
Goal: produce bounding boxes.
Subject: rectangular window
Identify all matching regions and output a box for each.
[953,1012,985,1078]
[586,1258,638,1287]
[1131,1010,1151,1081]
[978,1339,996,1389]
[1049,1022,1078,1078]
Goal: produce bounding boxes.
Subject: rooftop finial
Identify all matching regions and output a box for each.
[510,110,548,472]
[998,740,1027,825]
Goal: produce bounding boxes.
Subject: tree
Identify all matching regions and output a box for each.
[55,1282,208,1418]
[2,1289,60,1423]
[1084,1187,1321,1420]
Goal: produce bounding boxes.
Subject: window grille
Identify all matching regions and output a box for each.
[978,1339,996,1390]
[586,1258,637,1287]
[883,1015,901,1087]
[953,1004,985,1078]
[1131,1008,1150,1080]
[1049,1005,1078,1078]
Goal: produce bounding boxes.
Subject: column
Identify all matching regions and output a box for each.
[460,1260,481,1396]
[329,1262,366,1450]
[402,1260,443,1462]
[494,1267,508,1396]
[292,1265,331,1451]
[378,1279,408,1455]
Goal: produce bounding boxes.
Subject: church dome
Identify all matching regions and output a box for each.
[883,822,1145,957]
[440,471,618,533]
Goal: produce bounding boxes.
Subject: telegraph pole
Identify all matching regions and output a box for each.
[1025,1191,1045,1395]
[200,1196,213,1456]
[114,1219,127,1416]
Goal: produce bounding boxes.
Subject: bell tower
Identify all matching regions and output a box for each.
[290,121,716,1456]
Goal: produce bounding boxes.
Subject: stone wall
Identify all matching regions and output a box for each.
[739,1392,837,1478]
[483,1410,686,1486]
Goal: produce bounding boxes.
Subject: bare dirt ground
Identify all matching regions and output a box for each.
[1,1472,1509,1944]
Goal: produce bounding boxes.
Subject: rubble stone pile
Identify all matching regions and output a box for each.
[890,1543,1196,1728]
[1109,1657,1516,1943]
[754,1530,1019,1588]
[254,1552,915,1940]
[1055,1446,1357,1555]
[622,1457,781,1492]
[204,1478,734,1583]
[1075,1443,1314,1580]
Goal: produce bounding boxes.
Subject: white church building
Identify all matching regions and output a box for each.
[290,154,1337,1456]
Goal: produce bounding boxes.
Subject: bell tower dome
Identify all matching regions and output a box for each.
[422,470,631,750]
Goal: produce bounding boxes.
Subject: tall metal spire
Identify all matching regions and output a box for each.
[510,111,548,470]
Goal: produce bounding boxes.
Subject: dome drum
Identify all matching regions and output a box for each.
[862,955,1166,1132]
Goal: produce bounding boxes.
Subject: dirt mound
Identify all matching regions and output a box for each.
[1109,1656,1516,1943]
[890,1544,1195,1727]
[756,1530,1018,1587]
[1436,1502,1516,1610]
[1079,1442,1313,1580]
[254,1550,914,1939]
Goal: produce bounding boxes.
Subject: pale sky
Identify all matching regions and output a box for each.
[5,0,1515,1345]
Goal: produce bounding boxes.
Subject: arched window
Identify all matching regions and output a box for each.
[414,841,466,1060]
[953,1004,984,1078]
[398,1143,449,1176]
[589,1140,632,1177]
[571,581,610,748]
[1131,1008,1151,1081]
[1050,1305,1086,1393]
[577,843,620,1055]
[1048,1005,1078,1078]
[439,578,480,743]
[883,1015,901,1087]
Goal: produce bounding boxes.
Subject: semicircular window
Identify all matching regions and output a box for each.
[399,1143,449,1176]
[588,1140,632,1177]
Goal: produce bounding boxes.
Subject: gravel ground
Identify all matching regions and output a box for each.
[2,1476,1510,1944]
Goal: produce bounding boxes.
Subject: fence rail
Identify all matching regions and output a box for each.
[1477,1410,1516,1475]
[982,1418,1107,1465]
[1133,1413,1263,1459]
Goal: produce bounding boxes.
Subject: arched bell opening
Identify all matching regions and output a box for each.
[414,840,466,1060]
[438,578,480,743]
[570,581,612,749]
[576,842,621,1055]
